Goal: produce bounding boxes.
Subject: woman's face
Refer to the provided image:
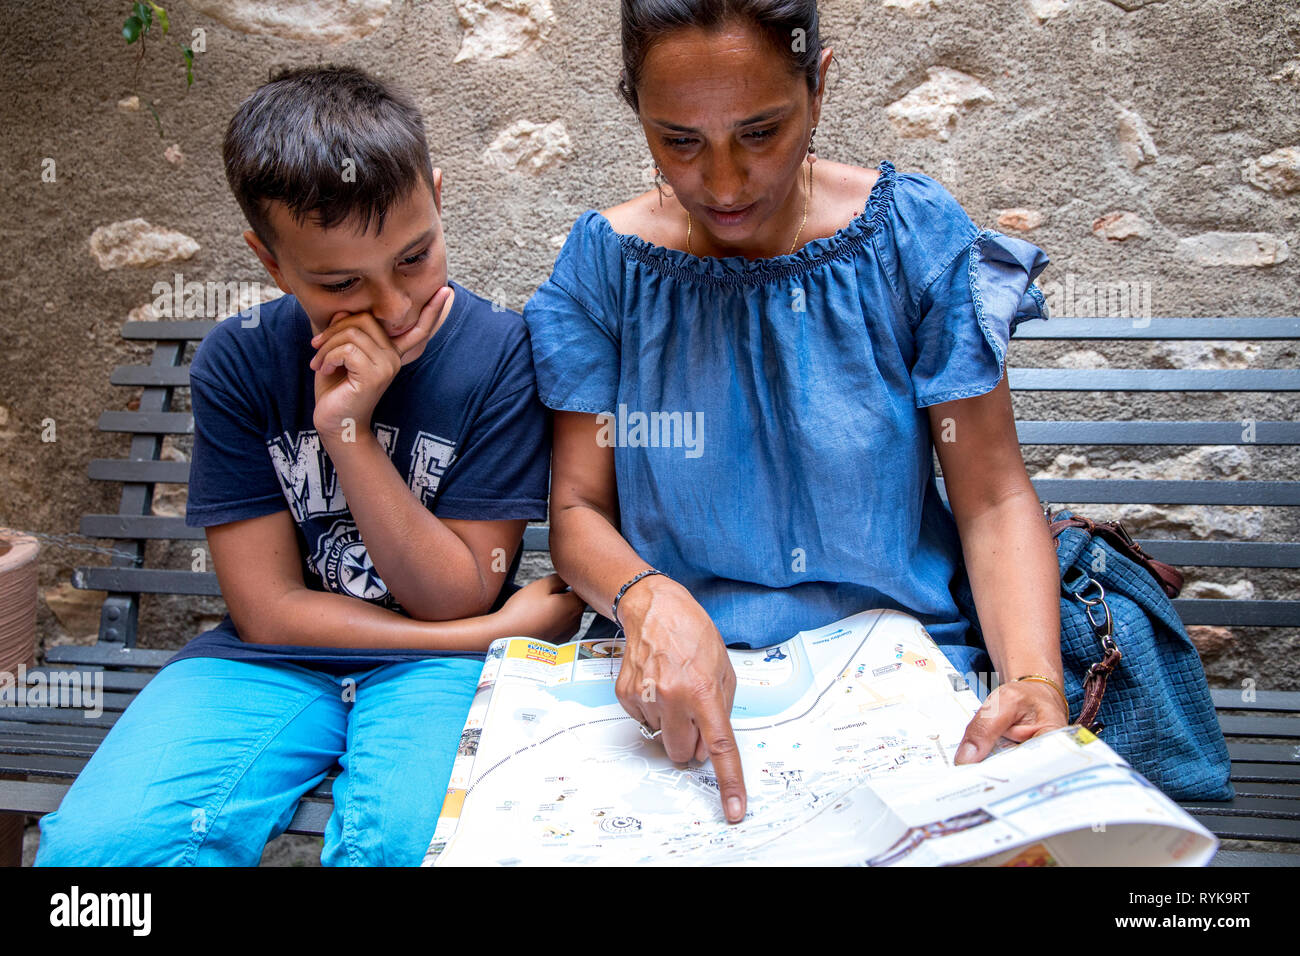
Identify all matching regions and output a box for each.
[635,21,830,256]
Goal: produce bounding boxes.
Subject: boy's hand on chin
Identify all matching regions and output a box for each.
[310,285,451,441]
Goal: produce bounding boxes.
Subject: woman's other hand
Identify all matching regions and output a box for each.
[952,678,1071,765]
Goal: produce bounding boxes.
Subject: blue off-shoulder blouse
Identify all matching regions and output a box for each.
[523,160,1051,674]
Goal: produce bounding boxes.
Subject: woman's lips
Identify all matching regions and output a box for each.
[702,202,756,228]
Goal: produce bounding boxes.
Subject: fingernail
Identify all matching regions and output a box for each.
[726,797,743,822]
[956,742,977,764]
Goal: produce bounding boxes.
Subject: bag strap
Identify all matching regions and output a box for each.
[1048,514,1184,598]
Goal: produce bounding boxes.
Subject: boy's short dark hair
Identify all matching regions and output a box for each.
[223,64,435,255]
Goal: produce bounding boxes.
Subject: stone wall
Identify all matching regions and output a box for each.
[0,0,1296,688]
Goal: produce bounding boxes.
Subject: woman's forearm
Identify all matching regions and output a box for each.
[551,499,661,623]
[956,490,1063,688]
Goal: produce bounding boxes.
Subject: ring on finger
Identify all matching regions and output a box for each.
[638,720,662,741]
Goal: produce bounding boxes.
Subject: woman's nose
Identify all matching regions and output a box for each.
[701,147,745,205]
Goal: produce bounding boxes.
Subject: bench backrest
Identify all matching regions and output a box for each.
[75,315,1300,647]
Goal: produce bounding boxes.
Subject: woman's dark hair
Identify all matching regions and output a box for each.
[618,0,823,113]
[223,64,435,255]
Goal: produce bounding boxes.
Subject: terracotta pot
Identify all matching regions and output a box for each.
[0,530,39,867]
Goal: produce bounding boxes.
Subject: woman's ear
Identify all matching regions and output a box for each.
[813,46,833,118]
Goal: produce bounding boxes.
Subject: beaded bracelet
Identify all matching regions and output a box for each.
[612,568,663,628]
[1015,674,1070,717]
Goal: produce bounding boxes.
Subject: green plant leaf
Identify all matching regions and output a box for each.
[122,14,142,43]
[134,2,152,33]
[148,2,169,35]
[182,45,194,87]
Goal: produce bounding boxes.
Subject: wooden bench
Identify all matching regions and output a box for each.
[1,314,1297,865]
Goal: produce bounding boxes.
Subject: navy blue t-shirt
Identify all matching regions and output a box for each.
[170,279,550,675]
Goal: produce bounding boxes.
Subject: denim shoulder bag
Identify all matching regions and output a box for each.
[1048,507,1233,801]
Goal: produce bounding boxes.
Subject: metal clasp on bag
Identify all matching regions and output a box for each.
[1068,573,1120,667]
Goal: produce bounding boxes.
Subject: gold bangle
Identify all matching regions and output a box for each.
[1015,674,1070,718]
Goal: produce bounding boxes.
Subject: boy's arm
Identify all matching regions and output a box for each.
[205,509,576,650]
[309,296,545,622]
[312,299,546,624]
[317,429,522,621]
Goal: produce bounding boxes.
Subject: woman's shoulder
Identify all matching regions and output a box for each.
[599,190,687,250]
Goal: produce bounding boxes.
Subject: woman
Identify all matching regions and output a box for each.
[523,0,1068,825]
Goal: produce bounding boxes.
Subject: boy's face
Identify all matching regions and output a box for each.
[243,170,451,367]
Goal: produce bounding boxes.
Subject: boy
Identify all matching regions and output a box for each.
[36,65,583,866]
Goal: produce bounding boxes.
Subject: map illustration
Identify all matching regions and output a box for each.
[424,609,1216,867]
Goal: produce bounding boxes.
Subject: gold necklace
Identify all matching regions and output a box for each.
[687,158,813,258]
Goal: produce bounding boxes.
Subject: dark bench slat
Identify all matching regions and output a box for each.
[96,411,193,435]
[73,567,220,596]
[1009,368,1300,392]
[1178,795,1300,819]
[88,459,190,483]
[0,730,107,753]
[0,709,119,729]
[1217,716,1300,739]
[1013,420,1300,444]
[25,667,153,693]
[110,365,192,387]
[1142,540,1300,569]
[284,799,332,836]
[1185,815,1300,843]
[122,320,218,341]
[43,645,174,669]
[1171,600,1300,628]
[523,525,550,552]
[1211,689,1300,713]
[0,754,90,778]
[0,718,111,740]
[1210,850,1300,866]
[938,478,1300,507]
[79,514,205,542]
[1225,781,1300,799]
[1012,316,1300,340]
[1230,762,1300,782]
[0,780,66,815]
[0,687,136,714]
[1228,742,1300,763]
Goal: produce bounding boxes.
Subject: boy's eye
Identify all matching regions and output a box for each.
[319,248,429,294]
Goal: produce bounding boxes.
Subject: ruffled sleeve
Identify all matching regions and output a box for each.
[521,211,623,414]
[910,228,1050,407]
[880,171,1050,408]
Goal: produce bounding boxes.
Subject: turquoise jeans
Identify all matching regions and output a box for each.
[35,655,480,866]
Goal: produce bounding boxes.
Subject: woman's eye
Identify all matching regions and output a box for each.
[664,136,696,150]
[745,127,777,142]
[322,278,356,294]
